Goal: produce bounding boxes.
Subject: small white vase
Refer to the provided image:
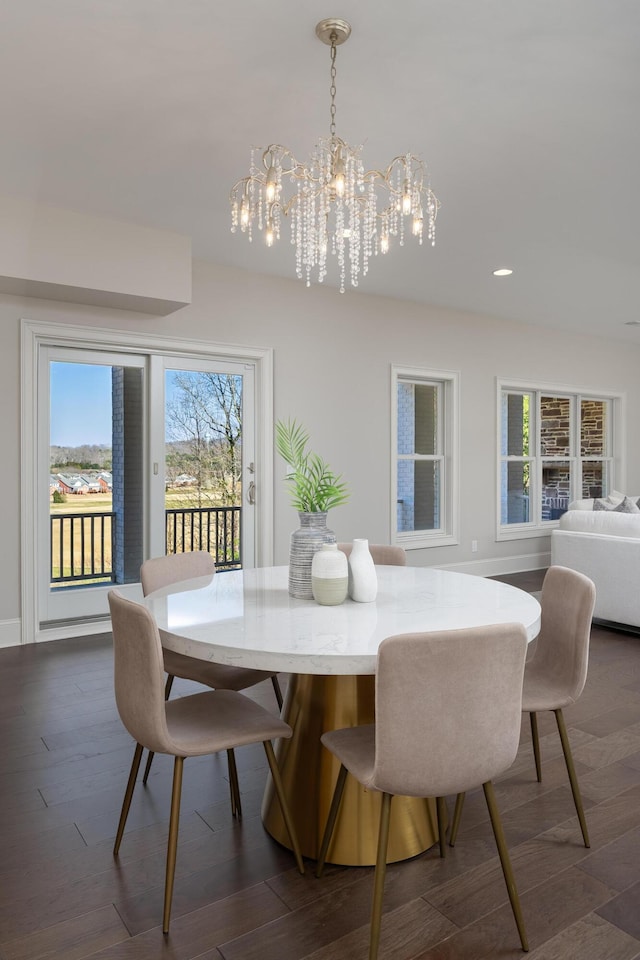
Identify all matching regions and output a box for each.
[311,543,348,605]
[348,538,378,602]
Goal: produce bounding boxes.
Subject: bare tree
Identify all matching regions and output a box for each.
[165,373,243,506]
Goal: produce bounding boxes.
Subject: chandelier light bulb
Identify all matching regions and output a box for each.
[265,222,275,247]
[230,18,439,292]
[332,147,346,196]
[402,184,412,216]
[265,166,277,203]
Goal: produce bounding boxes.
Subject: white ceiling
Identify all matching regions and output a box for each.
[2,1,640,341]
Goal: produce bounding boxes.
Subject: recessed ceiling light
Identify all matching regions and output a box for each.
[493,268,513,277]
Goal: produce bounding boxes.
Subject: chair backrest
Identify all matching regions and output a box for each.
[108,589,173,754]
[337,543,407,566]
[372,624,528,798]
[530,565,596,703]
[140,551,216,597]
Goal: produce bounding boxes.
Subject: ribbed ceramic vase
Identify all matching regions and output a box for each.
[311,543,349,605]
[348,538,378,602]
[288,512,336,599]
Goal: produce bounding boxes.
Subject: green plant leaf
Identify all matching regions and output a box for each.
[275,419,350,512]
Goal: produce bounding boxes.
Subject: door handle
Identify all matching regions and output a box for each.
[247,480,256,505]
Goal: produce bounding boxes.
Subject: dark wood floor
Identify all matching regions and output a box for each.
[1,570,640,960]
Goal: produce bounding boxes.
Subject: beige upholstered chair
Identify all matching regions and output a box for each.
[523,565,595,845]
[316,624,529,959]
[109,589,303,934]
[337,543,407,565]
[140,551,283,800]
[450,565,596,850]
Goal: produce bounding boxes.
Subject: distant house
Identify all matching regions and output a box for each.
[56,474,90,495]
[174,474,198,487]
[97,472,112,492]
[80,475,103,494]
[56,474,77,495]
[53,471,113,495]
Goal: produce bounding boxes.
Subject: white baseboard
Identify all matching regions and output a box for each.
[0,619,21,647]
[35,619,112,643]
[0,617,111,646]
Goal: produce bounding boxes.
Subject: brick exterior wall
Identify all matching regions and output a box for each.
[501,394,607,523]
[397,382,439,532]
[112,367,144,583]
[397,381,414,531]
[540,397,606,517]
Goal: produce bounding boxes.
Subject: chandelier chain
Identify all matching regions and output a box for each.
[329,37,337,138]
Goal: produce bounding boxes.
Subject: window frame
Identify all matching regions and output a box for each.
[391,364,459,550]
[496,377,624,541]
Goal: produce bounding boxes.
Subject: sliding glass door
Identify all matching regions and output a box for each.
[38,347,255,629]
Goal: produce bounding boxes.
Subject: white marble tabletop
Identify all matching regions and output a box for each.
[144,565,541,676]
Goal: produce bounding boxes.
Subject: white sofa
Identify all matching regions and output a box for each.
[551,498,640,628]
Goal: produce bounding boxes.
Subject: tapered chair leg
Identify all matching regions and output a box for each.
[114,742,143,855]
[316,764,349,878]
[142,749,155,785]
[555,708,590,847]
[436,796,448,858]
[369,792,393,960]
[227,748,242,818]
[449,792,465,847]
[163,755,184,935]
[530,711,542,782]
[143,674,175,785]
[272,675,283,711]
[263,740,304,874]
[483,781,528,952]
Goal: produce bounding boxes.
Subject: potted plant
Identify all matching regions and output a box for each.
[276,419,349,598]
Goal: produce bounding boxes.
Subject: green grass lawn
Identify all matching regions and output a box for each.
[50,489,238,514]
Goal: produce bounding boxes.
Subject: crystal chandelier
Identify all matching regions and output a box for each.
[230,18,439,293]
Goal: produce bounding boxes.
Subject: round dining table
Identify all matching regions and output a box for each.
[144,564,541,865]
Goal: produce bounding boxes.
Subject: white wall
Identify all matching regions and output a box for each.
[2,256,640,636]
[0,195,192,313]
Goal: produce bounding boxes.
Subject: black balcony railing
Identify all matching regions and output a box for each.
[51,506,242,585]
[50,511,116,584]
[165,506,242,571]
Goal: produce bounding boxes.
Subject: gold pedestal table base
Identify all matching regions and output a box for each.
[261,673,438,865]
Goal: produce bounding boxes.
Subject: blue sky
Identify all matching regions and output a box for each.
[50,362,113,446]
[50,363,197,447]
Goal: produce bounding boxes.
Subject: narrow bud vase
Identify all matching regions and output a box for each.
[348,538,378,602]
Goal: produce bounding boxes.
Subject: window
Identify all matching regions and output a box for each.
[497,379,621,539]
[392,365,459,548]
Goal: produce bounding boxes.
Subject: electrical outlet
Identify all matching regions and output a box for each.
[471,540,478,553]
